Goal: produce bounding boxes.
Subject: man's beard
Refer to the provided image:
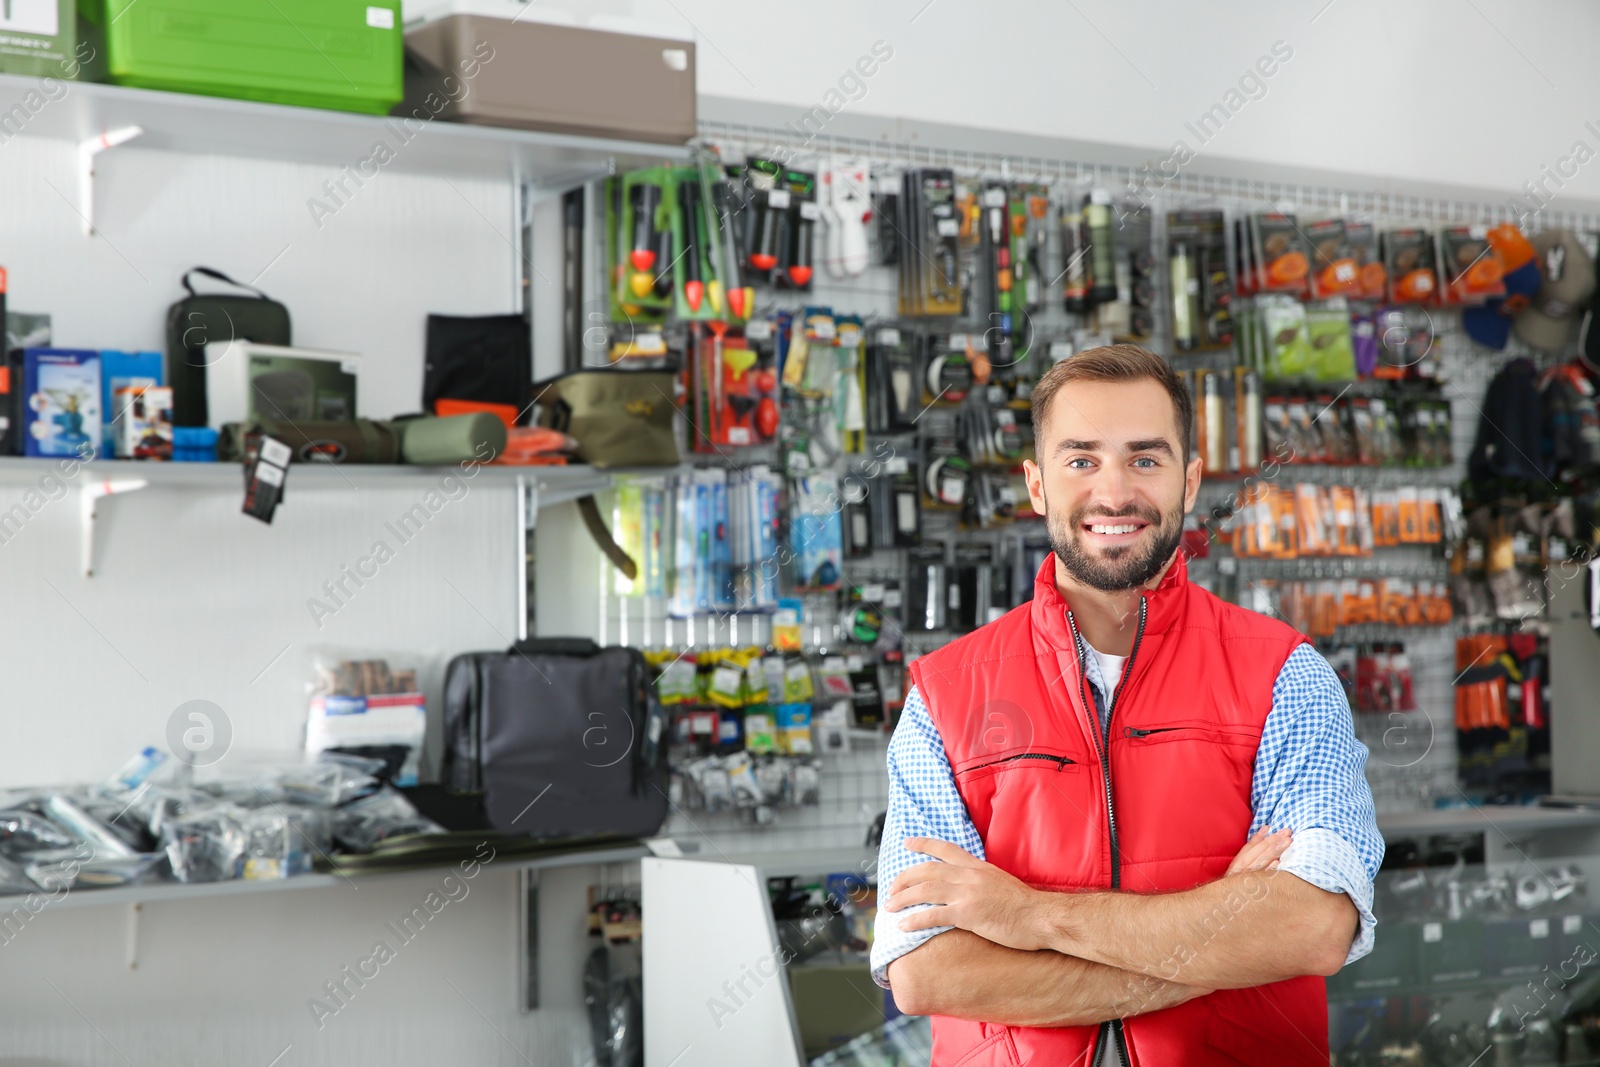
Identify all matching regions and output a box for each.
[1046,495,1184,593]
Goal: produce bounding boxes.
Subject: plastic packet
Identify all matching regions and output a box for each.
[239,807,292,881]
[0,855,39,895]
[331,789,443,853]
[162,804,248,883]
[725,754,763,808]
[25,848,161,890]
[0,810,78,859]
[44,795,136,860]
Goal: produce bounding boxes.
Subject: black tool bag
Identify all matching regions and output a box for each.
[442,638,668,839]
[424,314,532,422]
[166,268,293,427]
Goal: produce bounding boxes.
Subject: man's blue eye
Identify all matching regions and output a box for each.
[1067,457,1092,468]
[1133,457,1157,468]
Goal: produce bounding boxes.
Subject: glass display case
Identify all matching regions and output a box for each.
[1332,808,1600,1065]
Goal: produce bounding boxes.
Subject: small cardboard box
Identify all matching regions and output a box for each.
[0,0,87,80]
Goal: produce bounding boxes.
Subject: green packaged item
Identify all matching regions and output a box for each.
[1260,295,1312,381]
[743,710,776,754]
[80,0,403,115]
[1305,299,1356,381]
[655,657,696,704]
[0,1,92,78]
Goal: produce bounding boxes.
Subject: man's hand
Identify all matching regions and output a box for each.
[1227,826,1292,876]
[884,830,1294,954]
[885,838,1054,951]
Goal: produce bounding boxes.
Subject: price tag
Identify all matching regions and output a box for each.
[1423,922,1442,943]
[1531,919,1551,939]
[1049,341,1074,360]
[799,201,821,221]
[982,188,1006,207]
[877,328,902,347]
[861,583,886,602]
[1566,915,1583,935]
[936,219,959,237]
[746,319,773,341]
[768,189,791,209]
[884,456,909,475]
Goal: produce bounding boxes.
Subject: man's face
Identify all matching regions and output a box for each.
[1023,377,1202,593]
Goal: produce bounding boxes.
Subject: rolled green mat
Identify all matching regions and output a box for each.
[395,413,508,466]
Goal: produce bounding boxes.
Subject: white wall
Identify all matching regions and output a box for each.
[545,0,1600,211]
[0,136,523,790]
[0,118,574,1067]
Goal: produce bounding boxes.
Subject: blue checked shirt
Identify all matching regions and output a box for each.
[871,641,1383,988]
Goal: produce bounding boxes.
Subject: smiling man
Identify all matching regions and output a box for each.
[871,345,1382,1066]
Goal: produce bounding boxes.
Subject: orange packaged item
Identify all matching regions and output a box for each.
[1294,484,1328,556]
[1419,488,1442,543]
[1338,578,1361,628]
[1331,486,1360,556]
[1383,227,1439,305]
[1352,487,1375,555]
[496,427,579,465]
[1270,486,1298,558]
[1253,214,1311,294]
[1314,581,1339,639]
[1346,221,1386,301]
[1307,218,1360,299]
[1440,225,1506,305]
[1396,487,1422,544]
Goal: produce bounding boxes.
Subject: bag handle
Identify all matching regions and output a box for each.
[578,495,639,581]
[509,637,603,657]
[182,267,274,302]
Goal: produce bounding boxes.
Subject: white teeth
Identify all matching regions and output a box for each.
[1089,524,1139,535]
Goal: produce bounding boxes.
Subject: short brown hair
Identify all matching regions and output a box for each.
[1030,344,1192,459]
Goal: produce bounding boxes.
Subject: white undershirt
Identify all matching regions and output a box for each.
[1090,646,1127,698]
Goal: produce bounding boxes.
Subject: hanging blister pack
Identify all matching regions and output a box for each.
[821,159,872,279]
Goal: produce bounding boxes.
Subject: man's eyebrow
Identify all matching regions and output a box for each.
[1054,437,1176,458]
[1125,438,1176,457]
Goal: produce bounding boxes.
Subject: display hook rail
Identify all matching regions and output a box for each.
[697,121,1600,233]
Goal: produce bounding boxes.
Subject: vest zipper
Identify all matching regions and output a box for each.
[1068,596,1148,1067]
[1123,726,1175,738]
[966,752,1077,772]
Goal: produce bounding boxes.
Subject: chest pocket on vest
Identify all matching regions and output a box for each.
[1112,720,1262,890]
[955,749,1099,891]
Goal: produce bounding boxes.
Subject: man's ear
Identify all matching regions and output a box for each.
[1183,455,1203,513]
[1023,459,1047,516]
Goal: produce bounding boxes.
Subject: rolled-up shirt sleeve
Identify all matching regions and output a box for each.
[1251,643,1386,965]
[869,684,985,988]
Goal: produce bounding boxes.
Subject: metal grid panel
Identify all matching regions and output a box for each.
[592,123,1585,847]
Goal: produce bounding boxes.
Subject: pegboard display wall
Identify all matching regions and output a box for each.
[585,121,1591,851]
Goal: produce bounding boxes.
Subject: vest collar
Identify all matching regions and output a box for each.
[1028,549,1190,652]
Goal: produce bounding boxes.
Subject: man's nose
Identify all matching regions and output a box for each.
[1089,459,1140,512]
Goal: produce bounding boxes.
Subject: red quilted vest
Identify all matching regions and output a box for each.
[906,553,1329,1067]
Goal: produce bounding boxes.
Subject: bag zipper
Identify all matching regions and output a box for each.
[1068,595,1149,1067]
[966,752,1077,773]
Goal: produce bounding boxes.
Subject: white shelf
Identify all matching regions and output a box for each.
[0,842,650,913]
[0,457,611,502]
[0,73,687,183]
[1378,806,1600,837]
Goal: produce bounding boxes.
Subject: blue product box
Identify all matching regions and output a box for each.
[23,348,100,458]
[99,350,163,457]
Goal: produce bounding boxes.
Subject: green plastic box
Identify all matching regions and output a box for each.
[79,0,402,115]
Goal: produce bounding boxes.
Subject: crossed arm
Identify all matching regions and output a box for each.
[884,830,1358,1023]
